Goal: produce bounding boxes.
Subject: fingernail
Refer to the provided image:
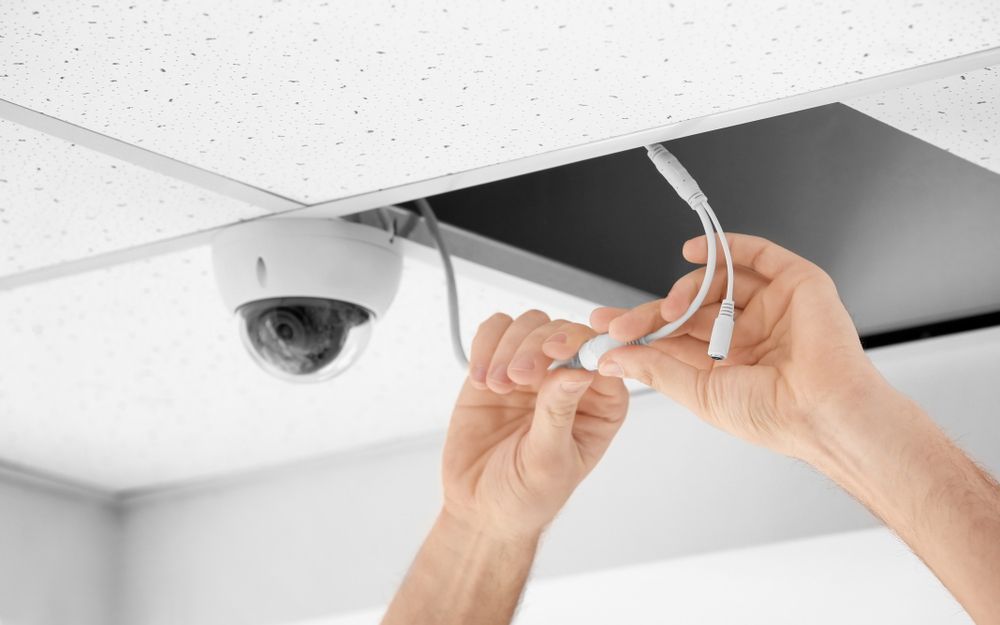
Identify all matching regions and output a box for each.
[598,360,624,378]
[543,332,567,345]
[489,363,510,384]
[560,379,590,393]
[509,356,535,372]
[470,364,487,383]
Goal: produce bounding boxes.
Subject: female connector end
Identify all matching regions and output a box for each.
[707,299,736,361]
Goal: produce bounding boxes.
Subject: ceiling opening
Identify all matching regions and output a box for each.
[406,103,1000,342]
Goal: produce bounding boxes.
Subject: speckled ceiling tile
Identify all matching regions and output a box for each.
[0,243,594,491]
[847,66,1000,176]
[1,1,997,204]
[0,119,268,276]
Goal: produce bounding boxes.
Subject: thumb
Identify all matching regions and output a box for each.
[599,345,702,413]
[527,370,594,453]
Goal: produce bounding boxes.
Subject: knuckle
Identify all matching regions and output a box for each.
[479,312,512,330]
[811,269,841,297]
[544,402,576,427]
[491,312,513,324]
[629,363,656,389]
[519,309,550,324]
[564,321,596,339]
[639,369,658,389]
[749,241,770,270]
[812,265,836,286]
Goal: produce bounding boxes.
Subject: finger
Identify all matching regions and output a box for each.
[506,320,580,386]
[467,313,514,389]
[683,233,811,280]
[660,305,741,343]
[607,268,762,343]
[486,309,551,393]
[648,334,716,370]
[537,321,626,398]
[597,345,702,413]
[659,265,767,323]
[539,322,598,362]
[590,306,627,334]
[516,318,624,399]
[526,368,594,454]
[600,300,662,341]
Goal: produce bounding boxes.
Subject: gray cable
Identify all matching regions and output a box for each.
[375,207,394,233]
[415,198,469,366]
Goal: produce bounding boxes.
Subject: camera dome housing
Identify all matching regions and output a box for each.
[212,218,403,382]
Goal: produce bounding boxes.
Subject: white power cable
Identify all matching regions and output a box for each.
[703,201,734,302]
[642,202,716,342]
[702,200,736,360]
[415,144,733,372]
[557,144,736,371]
[415,198,469,366]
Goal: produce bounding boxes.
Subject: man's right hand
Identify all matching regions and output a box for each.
[590,233,889,461]
[592,233,1000,624]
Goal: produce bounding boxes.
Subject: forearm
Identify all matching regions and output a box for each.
[805,381,1000,624]
[381,510,540,625]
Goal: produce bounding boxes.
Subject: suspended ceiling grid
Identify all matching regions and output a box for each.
[0,119,267,277]
[2,0,999,211]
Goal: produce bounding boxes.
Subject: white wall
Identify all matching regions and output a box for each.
[0,471,119,625]
[114,327,1000,625]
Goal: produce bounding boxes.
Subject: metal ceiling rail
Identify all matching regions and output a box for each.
[0,98,305,214]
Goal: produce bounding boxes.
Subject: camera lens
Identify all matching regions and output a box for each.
[236,298,374,382]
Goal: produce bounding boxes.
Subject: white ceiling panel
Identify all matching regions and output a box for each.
[0,118,267,277]
[2,1,998,204]
[0,239,597,491]
[847,65,1000,175]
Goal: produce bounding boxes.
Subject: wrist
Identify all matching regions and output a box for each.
[437,506,543,553]
[382,507,541,624]
[798,375,942,498]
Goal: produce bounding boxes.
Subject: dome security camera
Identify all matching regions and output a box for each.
[212,218,403,382]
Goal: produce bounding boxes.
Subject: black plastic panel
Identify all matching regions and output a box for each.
[412,104,1000,336]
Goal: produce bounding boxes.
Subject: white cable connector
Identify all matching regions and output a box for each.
[707,299,735,360]
[553,144,736,373]
[645,143,705,205]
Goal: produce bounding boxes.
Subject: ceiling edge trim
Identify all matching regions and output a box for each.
[118,392,669,504]
[0,456,117,504]
[115,430,448,504]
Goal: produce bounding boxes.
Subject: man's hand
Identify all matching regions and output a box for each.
[443,310,629,541]
[590,233,880,460]
[382,311,628,625]
[592,233,1000,624]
